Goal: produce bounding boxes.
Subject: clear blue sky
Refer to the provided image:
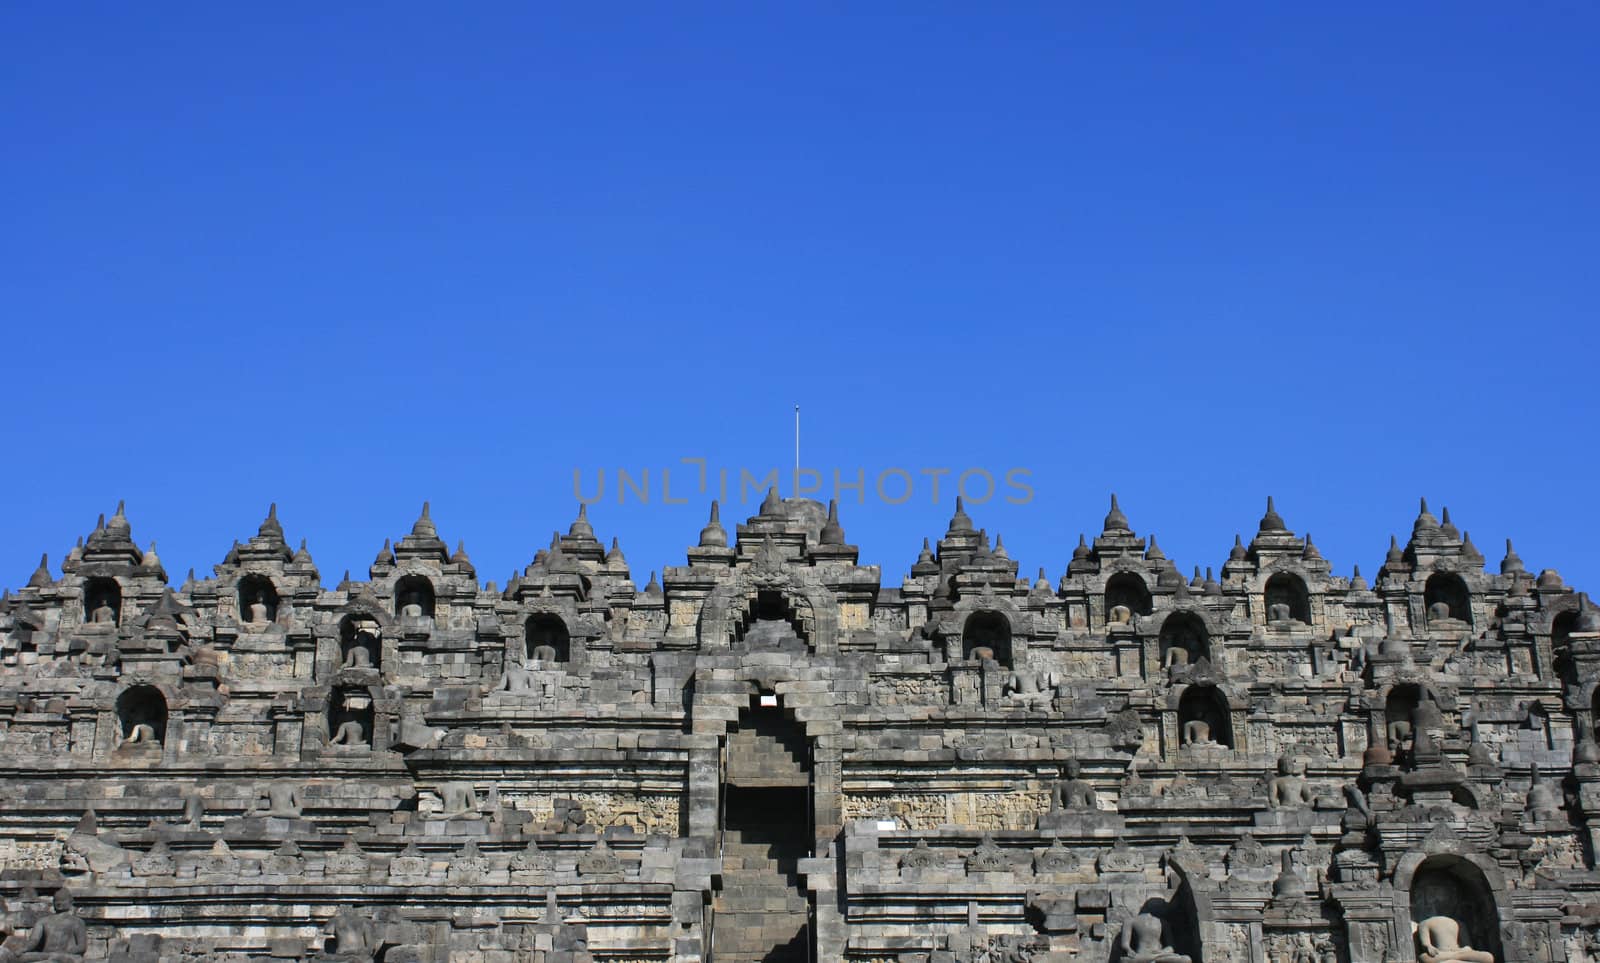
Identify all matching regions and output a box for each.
[3,4,1596,596]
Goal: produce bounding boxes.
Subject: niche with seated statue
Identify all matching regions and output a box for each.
[394,575,435,620]
[328,687,374,748]
[84,577,121,626]
[1105,572,1153,626]
[1160,612,1210,668]
[525,613,570,663]
[1407,855,1505,962]
[962,610,1012,667]
[1177,685,1232,749]
[338,615,381,671]
[1264,573,1311,625]
[1425,573,1473,628]
[115,684,167,748]
[237,574,279,626]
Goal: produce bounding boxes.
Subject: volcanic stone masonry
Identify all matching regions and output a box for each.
[1,492,1598,963]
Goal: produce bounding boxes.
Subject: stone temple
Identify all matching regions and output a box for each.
[1,492,1598,963]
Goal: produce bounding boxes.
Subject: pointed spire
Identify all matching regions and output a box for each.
[1035,567,1052,591]
[760,486,783,517]
[948,495,974,533]
[819,499,846,546]
[292,538,313,565]
[917,537,934,563]
[450,540,473,570]
[373,538,394,566]
[1500,538,1525,575]
[139,540,164,575]
[94,513,106,533]
[1144,534,1165,561]
[1460,530,1482,561]
[108,499,130,533]
[1386,534,1404,566]
[644,570,662,596]
[1103,493,1130,533]
[1203,566,1221,595]
[26,553,51,589]
[411,502,437,538]
[1229,534,1247,561]
[258,502,284,541]
[992,532,1007,559]
[1577,593,1600,633]
[1072,533,1090,560]
[224,539,241,566]
[1440,506,1460,540]
[1413,497,1440,535]
[605,536,626,567]
[1258,496,1286,533]
[338,569,352,591]
[1190,565,1204,590]
[568,502,595,539]
[1301,532,1322,561]
[698,500,728,548]
[1350,564,1368,591]
[182,567,196,592]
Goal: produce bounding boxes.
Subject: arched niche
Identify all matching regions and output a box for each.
[1160,611,1210,667]
[1178,685,1232,748]
[1425,573,1472,626]
[734,590,809,650]
[1406,855,1505,962]
[1384,683,1424,760]
[1264,572,1310,624]
[1553,609,1578,651]
[116,684,167,746]
[962,610,1012,667]
[329,687,374,747]
[394,575,435,619]
[338,614,381,670]
[237,574,279,625]
[1105,572,1153,620]
[526,613,571,662]
[84,577,121,626]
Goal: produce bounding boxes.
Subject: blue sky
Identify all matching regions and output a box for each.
[3,4,1596,595]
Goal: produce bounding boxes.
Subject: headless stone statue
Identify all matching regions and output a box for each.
[1388,719,1414,755]
[262,781,302,817]
[531,644,560,663]
[16,888,87,962]
[440,782,478,818]
[1004,668,1054,706]
[330,720,367,748]
[398,591,424,620]
[89,601,115,625]
[1183,720,1216,748]
[492,664,537,692]
[1108,604,1133,626]
[1268,754,1315,809]
[341,637,374,669]
[1416,916,1494,963]
[1119,911,1191,963]
[317,906,378,962]
[1428,601,1453,623]
[117,722,157,749]
[1164,646,1190,668]
[968,646,996,662]
[1268,602,1293,623]
[1051,759,1097,810]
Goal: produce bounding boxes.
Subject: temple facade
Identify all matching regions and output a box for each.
[1,492,1597,963]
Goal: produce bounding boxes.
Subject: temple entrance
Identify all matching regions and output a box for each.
[716,701,813,962]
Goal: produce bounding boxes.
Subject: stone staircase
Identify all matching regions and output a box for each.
[713,827,811,961]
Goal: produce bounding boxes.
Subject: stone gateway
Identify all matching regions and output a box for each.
[0,493,1597,962]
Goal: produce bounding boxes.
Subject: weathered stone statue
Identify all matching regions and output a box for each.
[1526,763,1562,818]
[1003,668,1054,707]
[440,782,478,818]
[89,600,115,625]
[398,590,425,620]
[490,663,536,692]
[329,720,367,748]
[1108,604,1133,626]
[14,888,87,962]
[116,722,157,749]
[531,644,560,662]
[341,641,374,670]
[1415,916,1494,963]
[244,593,270,626]
[250,781,302,818]
[1119,911,1191,963]
[1268,754,1315,809]
[316,906,378,962]
[1050,759,1097,810]
[1268,602,1293,623]
[1183,720,1216,747]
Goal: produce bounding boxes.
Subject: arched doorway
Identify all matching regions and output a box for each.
[1407,856,1505,961]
